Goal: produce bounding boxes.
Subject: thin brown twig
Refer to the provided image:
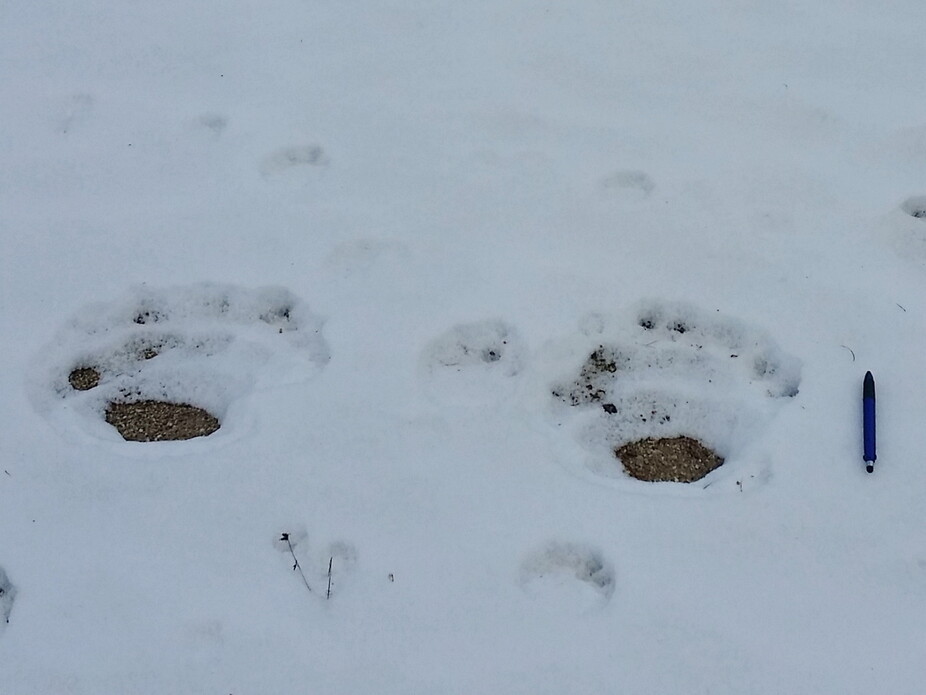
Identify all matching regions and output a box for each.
[280,533,312,592]
[327,557,333,600]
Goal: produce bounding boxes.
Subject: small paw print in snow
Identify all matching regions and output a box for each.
[519,542,614,611]
[420,320,524,406]
[599,169,655,202]
[261,145,328,174]
[901,196,926,220]
[28,283,329,449]
[196,113,227,136]
[0,566,15,634]
[881,196,926,267]
[550,301,800,489]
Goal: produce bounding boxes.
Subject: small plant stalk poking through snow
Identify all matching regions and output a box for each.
[327,557,333,600]
[280,533,312,593]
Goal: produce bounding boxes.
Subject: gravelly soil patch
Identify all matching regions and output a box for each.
[552,346,619,406]
[105,400,220,441]
[616,435,723,482]
[69,367,101,391]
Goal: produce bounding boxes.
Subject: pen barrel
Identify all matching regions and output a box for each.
[863,396,876,462]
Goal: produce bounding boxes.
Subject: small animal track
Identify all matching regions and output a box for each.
[260,145,328,174]
[600,169,655,202]
[420,320,524,406]
[0,566,15,633]
[519,542,614,609]
[196,113,227,136]
[550,301,800,487]
[29,283,329,445]
[901,196,926,219]
[882,197,926,267]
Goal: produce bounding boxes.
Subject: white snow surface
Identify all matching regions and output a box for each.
[2,1,926,693]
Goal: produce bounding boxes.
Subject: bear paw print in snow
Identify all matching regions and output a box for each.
[420,320,524,406]
[29,283,329,446]
[550,300,800,488]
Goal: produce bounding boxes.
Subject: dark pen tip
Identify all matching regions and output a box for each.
[863,371,875,398]
[866,464,874,473]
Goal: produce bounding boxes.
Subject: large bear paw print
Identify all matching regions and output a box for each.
[29,283,329,447]
[550,301,800,488]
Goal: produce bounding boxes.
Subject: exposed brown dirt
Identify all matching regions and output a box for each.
[616,435,723,482]
[552,346,619,406]
[69,367,101,391]
[105,400,220,442]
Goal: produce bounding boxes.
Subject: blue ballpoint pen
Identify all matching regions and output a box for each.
[863,371,876,473]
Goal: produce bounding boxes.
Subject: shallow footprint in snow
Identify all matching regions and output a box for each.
[28,283,330,449]
[196,113,228,137]
[901,196,926,220]
[0,566,15,634]
[880,196,926,268]
[599,169,655,202]
[550,300,800,489]
[260,144,328,175]
[519,542,614,612]
[420,320,524,406]
[58,93,94,135]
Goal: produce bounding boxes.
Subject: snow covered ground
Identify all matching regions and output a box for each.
[2,1,926,692]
